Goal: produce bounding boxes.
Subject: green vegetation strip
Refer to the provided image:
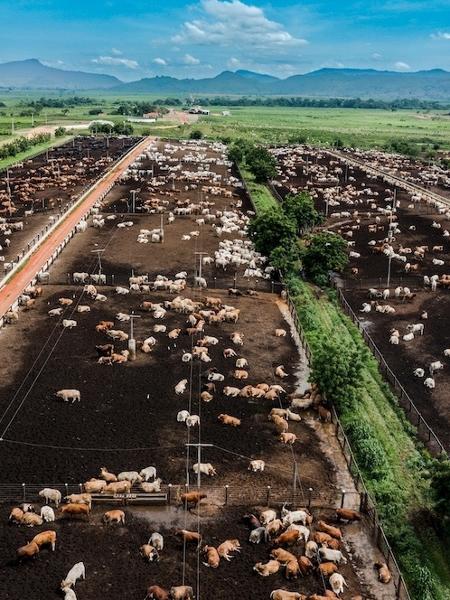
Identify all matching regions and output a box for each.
[241,167,450,599]
[240,167,278,212]
[0,135,72,171]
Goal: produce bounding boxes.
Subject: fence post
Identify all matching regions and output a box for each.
[65,483,69,497]
[225,485,229,506]
[168,484,172,505]
[22,483,26,502]
[340,489,346,508]
[308,487,313,509]
[266,486,271,507]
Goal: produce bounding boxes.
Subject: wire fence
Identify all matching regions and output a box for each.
[0,480,362,513]
[284,290,411,600]
[334,283,446,456]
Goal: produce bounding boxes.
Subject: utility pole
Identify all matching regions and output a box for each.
[130,190,138,213]
[6,168,12,217]
[127,313,141,360]
[186,443,213,487]
[387,254,393,288]
[194,251,208,282]
[160,213,164,242]
[90,248,105,275]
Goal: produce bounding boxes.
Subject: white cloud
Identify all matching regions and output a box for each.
[431,31,450,40]
[394,61,411,70]
[182,53,200,65]
[111,48,123,56]
[153,57,168,66]
[371,52,382,60]
[172,0,307,48]
[227,57,242,68]
[92,56,139,69]
[42,59,65,67]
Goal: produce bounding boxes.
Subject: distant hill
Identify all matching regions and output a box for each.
[277,68,450,100]
[115,67,450,100]
[1,60,450,99]
[0,59,121,89]
[114,71,274,95]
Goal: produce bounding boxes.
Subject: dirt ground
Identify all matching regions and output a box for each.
[0,503,382,600]
[345,287,450,448]
[274,145,450,452]
[0,141,395,599]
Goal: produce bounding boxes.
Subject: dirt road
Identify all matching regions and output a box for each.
[0,136,150,318]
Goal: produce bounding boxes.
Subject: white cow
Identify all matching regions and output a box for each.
[56,389,80,403]
[249,460,265,472]
[39,488,62,507]
[193,462,217,476]
[61,562,86,589]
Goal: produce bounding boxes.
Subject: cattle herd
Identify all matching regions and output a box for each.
[0,136,138,271]
[272,144,450,451]
[0,140,398,599]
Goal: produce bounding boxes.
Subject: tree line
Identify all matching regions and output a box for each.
[0,132,51,161]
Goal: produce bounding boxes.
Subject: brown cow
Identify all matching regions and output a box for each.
[61,503,90,519]
[313,532,340,549]
[95,320,114,333]
[140,544,159,562]
[32,530,57,551]
[180,491,207,508]
[203,545,220,568]
[146,585,170,600]
[17,541,40,560]
[273,530,300,547]
[336,508,361,522]
[285,559,300,579]
[317,520,342,540]
[298,555,314,576]
[270,548,297,564]
[375,562,392,584]
[318,562,338,577]
[217,539,241,561]
[175,529,202,546]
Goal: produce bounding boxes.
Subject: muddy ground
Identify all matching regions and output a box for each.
[275,145,450,451]
[0,503,380,600]
[345,287,450,448]
[0,141,394,599]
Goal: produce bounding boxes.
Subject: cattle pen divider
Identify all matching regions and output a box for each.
[334,282,446,456]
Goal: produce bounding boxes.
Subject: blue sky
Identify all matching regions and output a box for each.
[1,0,450,80]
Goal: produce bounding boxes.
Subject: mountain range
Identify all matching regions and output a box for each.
[1,59,450,100]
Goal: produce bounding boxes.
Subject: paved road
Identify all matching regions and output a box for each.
[0,136,150,319]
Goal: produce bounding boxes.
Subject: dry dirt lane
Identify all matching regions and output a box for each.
[0,136,151,319]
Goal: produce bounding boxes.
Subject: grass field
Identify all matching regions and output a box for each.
[1,91,450,154]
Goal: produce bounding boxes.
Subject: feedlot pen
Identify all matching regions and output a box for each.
[0,141,394,599]
[273,144,450,454]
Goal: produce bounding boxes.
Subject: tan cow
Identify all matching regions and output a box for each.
[218,414,241,427]
[32,530,56,551]
[103,510,125,525]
